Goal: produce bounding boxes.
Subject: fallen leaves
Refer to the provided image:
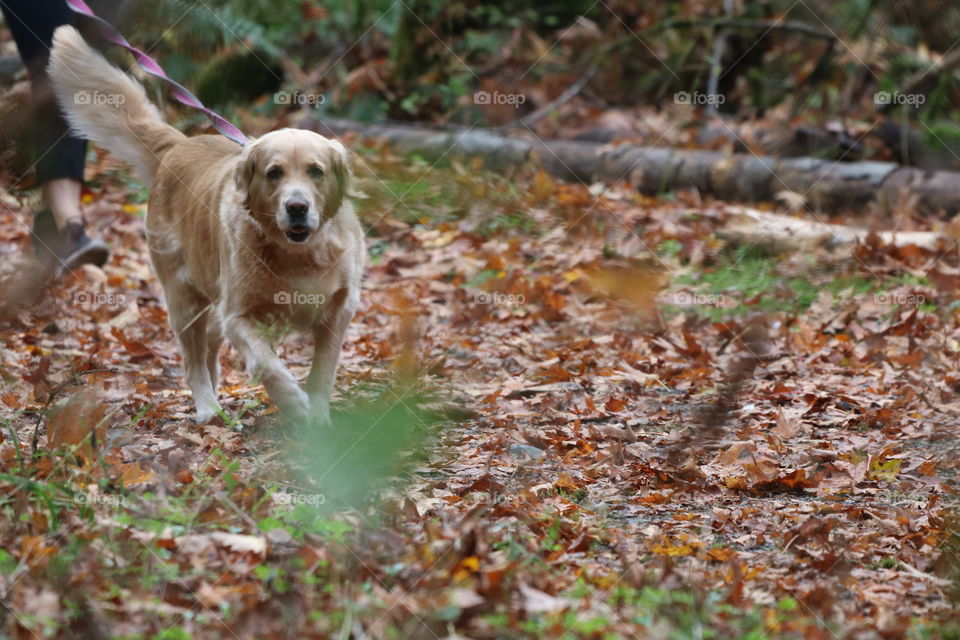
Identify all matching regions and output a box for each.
[0,140,958,639]
[170,531,268,557]
[584,262,665,316]
[46,388,108,460]
[518,582,569,613]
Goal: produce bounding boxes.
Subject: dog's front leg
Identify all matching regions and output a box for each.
[306,288,356,426]
[224,314,310,423]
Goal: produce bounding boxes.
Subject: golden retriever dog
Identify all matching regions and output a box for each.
[48,26,365,425]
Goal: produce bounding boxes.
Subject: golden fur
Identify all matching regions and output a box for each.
[48,26,365,424]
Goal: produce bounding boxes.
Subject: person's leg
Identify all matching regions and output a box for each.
[1,0,120,272]
[2,0,86,224]
[41,179,83,227]
[33,0,122,222]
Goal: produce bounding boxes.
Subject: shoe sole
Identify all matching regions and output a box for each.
[58,239,110,276]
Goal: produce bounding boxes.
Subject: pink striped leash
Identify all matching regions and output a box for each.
[65,0,250,146]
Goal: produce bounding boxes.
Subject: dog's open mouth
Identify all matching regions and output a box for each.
[286,227,311,243]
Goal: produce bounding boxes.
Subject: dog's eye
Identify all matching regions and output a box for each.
[266,167,283,181]
[308,165,325,179]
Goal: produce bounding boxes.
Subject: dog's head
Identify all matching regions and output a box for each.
[235,129,352,244]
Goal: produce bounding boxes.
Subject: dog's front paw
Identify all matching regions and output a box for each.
[277,388,312,425]
[308,395,332,428]
[193,400,223,424]
[313,410,332,429]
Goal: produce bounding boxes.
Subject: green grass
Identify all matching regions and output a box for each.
[476,210,536,237]
[668,249,932,321]
[359,154,525,231]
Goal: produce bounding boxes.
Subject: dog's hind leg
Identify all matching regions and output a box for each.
[205,320,224,393]
[149,235,223,423]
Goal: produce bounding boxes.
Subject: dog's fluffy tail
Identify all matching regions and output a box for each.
[48,26,185,184]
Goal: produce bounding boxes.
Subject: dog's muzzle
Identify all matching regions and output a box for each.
[284,197,312,243]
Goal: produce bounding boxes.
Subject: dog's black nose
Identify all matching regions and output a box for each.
[285,198,309,220]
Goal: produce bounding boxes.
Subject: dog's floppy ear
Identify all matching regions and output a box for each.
[234,140,260,208]
[329,139,362,199]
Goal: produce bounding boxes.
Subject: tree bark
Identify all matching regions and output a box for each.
[303,117,960,217]
[717,206,941,254]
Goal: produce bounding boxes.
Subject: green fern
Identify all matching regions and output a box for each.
[121,0,286,59]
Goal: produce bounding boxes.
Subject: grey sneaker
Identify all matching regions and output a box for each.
[30,210,109,276]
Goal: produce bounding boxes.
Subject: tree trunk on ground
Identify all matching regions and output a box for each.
[717,206,941,254]
[303,116,960,217]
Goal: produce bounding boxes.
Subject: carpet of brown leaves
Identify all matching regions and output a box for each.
[0,144,958,638]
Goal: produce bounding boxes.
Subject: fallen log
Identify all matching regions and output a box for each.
[303,117,960,216]
[716,206,941,253]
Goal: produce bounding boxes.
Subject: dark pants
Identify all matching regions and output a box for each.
[0,0,121,183]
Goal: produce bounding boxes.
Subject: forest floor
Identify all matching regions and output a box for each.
[0,140,959,639]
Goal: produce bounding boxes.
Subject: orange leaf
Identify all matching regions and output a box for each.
[585,265,664,312]
[651,542,696,557]
[635,492,672,505]
[605,397,627,412]
[707,547,734,562]
[47,390,108,461]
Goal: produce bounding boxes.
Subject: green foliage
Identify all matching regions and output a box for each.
[476,211,535,237]
[115,0,599,123]
[152,628,191,640]
[669,248,930,321]
[286,387,441,509]
[495,584,825,639]
[923,122,960,149]
[93,0,960,126]
[0,548,16,574]
[123,0,291,59]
